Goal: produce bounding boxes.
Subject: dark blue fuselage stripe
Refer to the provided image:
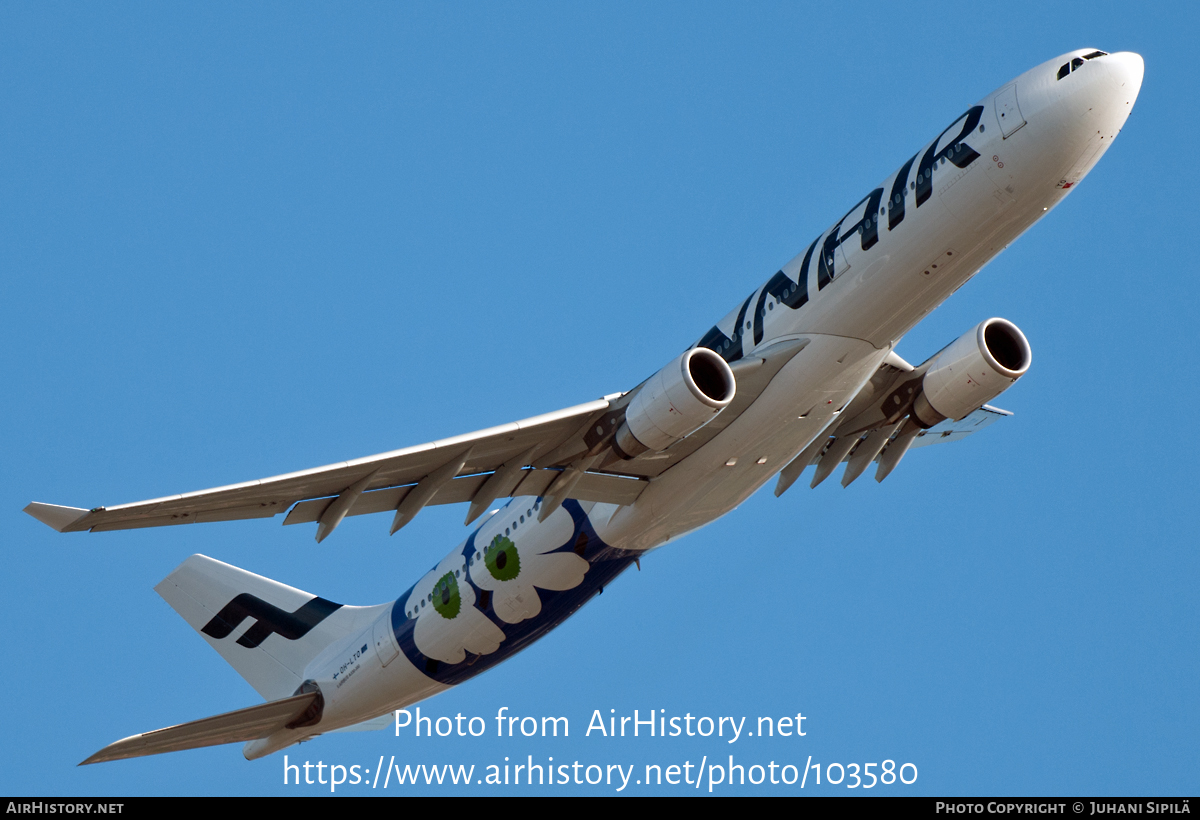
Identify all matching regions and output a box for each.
[390,499,639,686]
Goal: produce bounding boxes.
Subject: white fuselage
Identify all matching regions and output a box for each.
[246,49,1143,758]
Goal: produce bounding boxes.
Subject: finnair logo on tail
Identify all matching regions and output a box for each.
[201,593,343,648]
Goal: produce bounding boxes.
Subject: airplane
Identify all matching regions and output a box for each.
[24,48,1143,765]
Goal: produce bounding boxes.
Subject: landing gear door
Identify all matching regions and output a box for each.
[994,84,1026,139]
[373,610,399,668]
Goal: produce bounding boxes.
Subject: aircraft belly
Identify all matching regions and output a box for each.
[328,646,446,726]
[245,625,450,754]
[601,335,888,552]
[792,224,975,348]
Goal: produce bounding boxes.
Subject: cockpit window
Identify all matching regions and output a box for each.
[1058,52,1104,81]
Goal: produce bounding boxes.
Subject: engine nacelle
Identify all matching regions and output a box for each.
[912,317,1032,427]
[613,347,736,458]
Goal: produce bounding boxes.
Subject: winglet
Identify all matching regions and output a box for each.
[24,502,89,533]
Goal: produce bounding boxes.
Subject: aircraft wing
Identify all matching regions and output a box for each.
[775,404,1012,494]
[25,396,648,540]
[25,337,818,540]
[908,405,1010,448]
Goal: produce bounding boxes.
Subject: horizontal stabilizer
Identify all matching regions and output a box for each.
[23,502,89,532]
[330,714,394,733]
[79,691,318,765]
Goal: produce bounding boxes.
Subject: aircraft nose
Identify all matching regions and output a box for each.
[1085,51,1144,134]
[1101,51,1144,101]
[1035,50,1144,136]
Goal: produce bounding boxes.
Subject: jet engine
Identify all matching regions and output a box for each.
[912,317,1031,428]
[613,347,736,459]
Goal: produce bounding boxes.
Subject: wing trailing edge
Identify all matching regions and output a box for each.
[776,405,1011,494]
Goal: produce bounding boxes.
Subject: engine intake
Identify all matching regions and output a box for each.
[913,318,1031,427]
[613,347,736,459]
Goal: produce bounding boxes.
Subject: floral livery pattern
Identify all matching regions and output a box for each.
[408,552,505,665]
[470,502,589,624]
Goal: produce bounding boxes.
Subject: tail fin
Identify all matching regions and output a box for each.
[156,554,371,700]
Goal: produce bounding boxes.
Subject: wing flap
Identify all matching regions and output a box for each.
[776,405,1012,494]
[88,503,289,532]
[282,469,648,526]
[909,404,1010,447]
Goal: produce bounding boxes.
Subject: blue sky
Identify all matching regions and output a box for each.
[3,2,1196,796]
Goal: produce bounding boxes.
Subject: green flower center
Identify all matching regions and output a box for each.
[430,572,461,620]
[485,535,521,582]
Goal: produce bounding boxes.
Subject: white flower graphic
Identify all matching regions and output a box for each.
[469,501,589,624]
[407,552,505,665]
